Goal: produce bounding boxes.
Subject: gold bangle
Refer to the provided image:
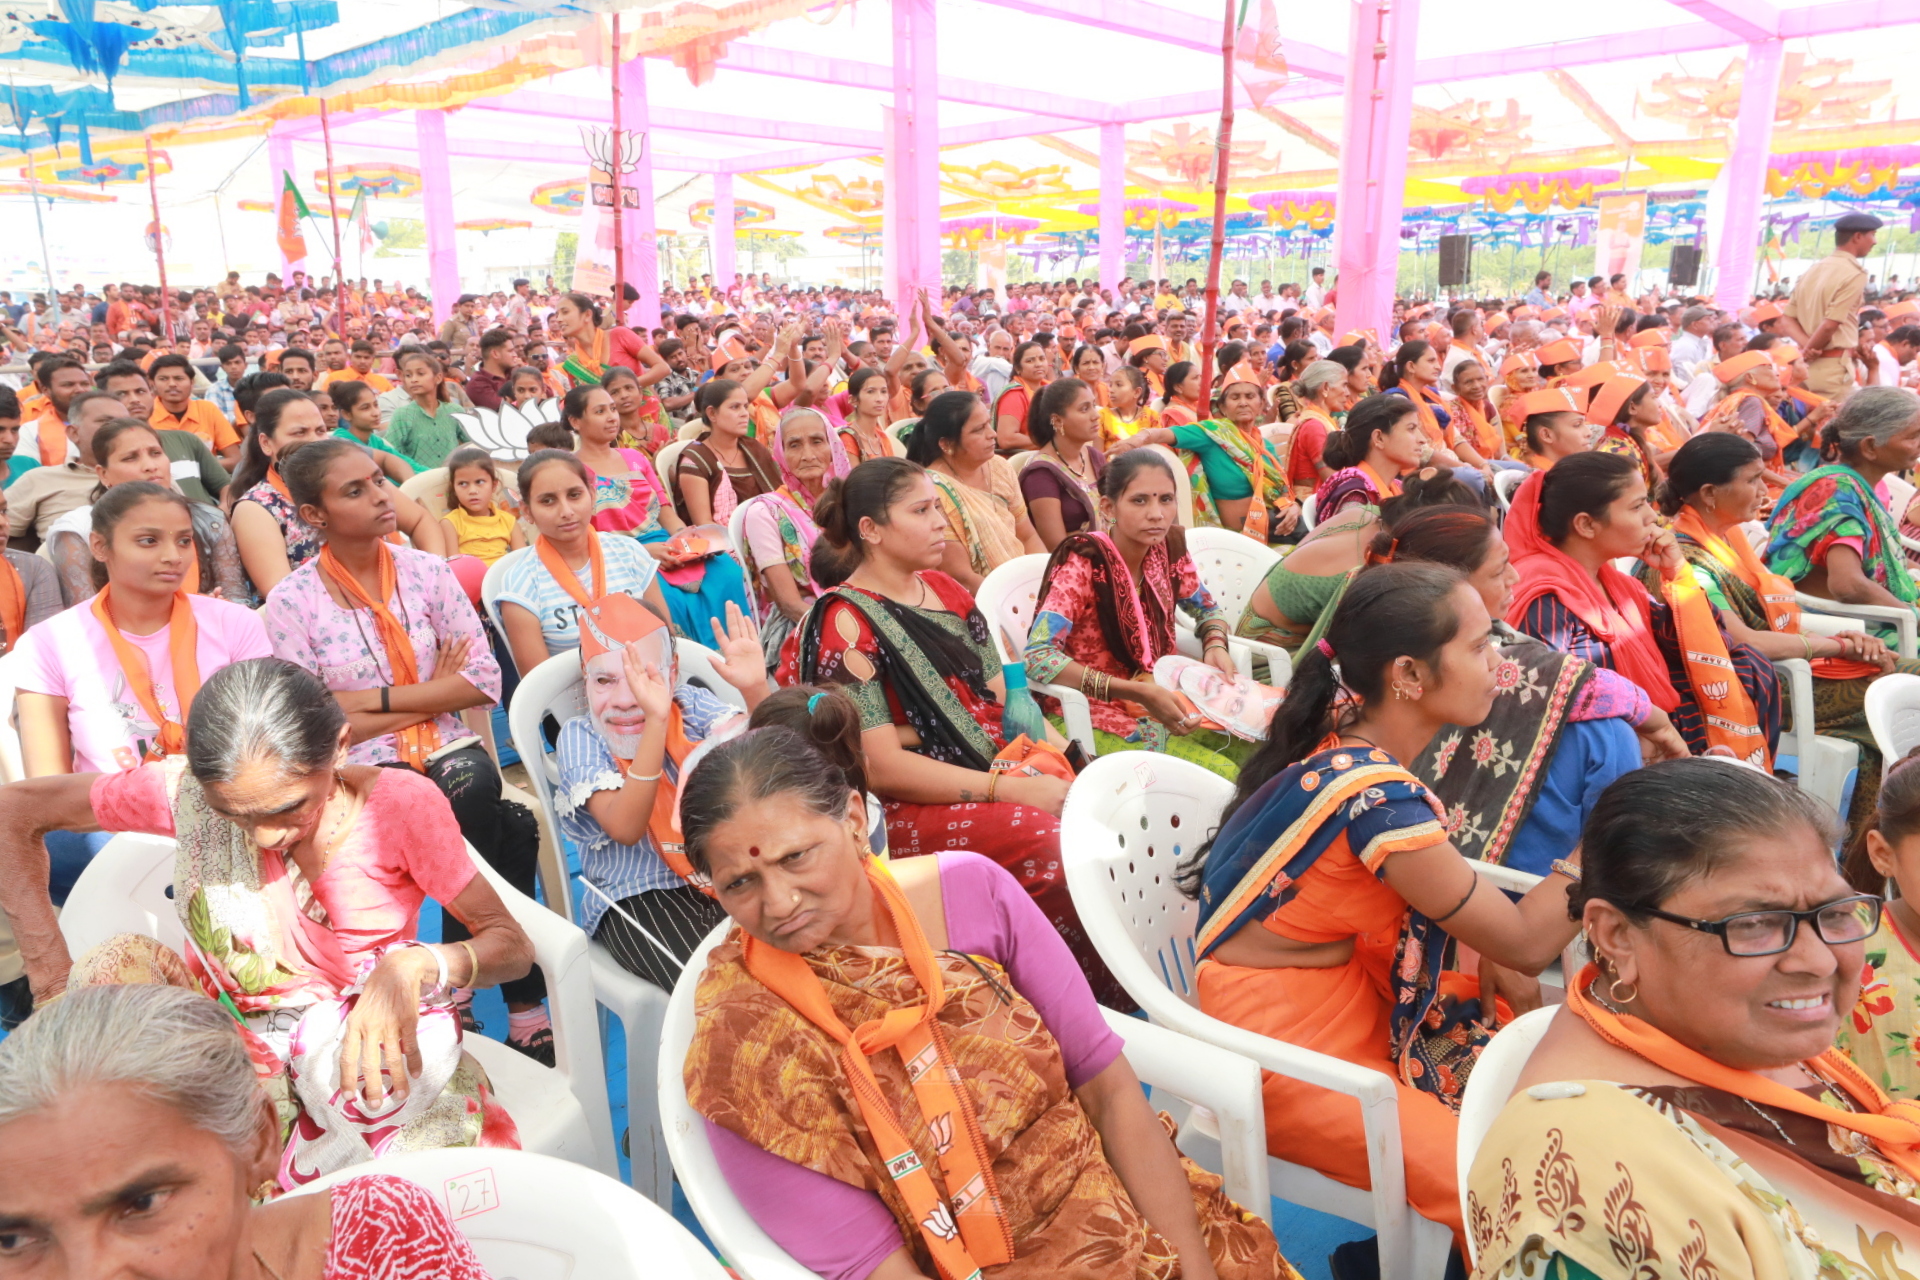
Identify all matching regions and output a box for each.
[985,769,1000,803]
[1801,633,1814,659]
[456,940,480,989]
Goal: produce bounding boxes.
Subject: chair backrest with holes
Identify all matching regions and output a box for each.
[1867,673,1920,776]
[400,467,451,518]
[1140,444,1195,526]
[1060,753,1231,1009]
[974,554,1052,661]
[1182,527,1280,628]
[507,651,588,832]
[290,1148,730,1280]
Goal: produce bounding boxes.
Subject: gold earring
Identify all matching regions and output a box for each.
[253,1178,278,1202]
[1607,976,1638,1005]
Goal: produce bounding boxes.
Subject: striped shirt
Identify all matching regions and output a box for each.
[555,684,741,934]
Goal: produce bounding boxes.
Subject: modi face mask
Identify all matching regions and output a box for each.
[579,593,674,759]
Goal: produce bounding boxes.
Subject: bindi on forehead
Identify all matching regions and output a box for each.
[749,845,761,859]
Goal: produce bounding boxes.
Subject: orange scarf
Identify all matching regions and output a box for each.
[1358,458,1403,501]
[1661,566,1772,767]
[317,542,440,771]
[1708,389,1797,454]
[0,554,24,653]
[89,586,199,760]
[1673,507,1880,682]
[535,531,606,608]
[266,466,293,503]
[1403,386,1450,450]
[1453,397,1502,459]
[742,859,1013,1280]
[34,409,64,466]
[1569,964,1920,1183]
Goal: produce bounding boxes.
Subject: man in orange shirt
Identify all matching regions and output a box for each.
[148,353,242,467]
[20,357,92,466]
[342,339,394,392]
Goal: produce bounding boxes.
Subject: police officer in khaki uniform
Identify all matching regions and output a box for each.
[1783,211,1881,397]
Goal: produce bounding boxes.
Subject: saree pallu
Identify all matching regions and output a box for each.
[69,762,517,1191]
[929,463,1027,579]
[686,937,1289,1280]
[1766,464,1920,633]
[1314,464,1400,521]
[1180,419,1292,543]
[1193,745,1495,1243]
[736,490,820,666]
[629,525,752,650]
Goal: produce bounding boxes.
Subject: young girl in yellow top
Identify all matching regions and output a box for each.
[439,446,526,564]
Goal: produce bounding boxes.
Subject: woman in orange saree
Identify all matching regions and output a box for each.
[1185,562,1580,1254]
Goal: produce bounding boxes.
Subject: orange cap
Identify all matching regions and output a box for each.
[1498,351,1540,377]
[577,591,668,664]
[1541,307,1568,322]
[1585,374,1648,427]
[1518,387,1586,418]
[1638,348,1673,373]
[1714,350,1773,384]
[1535,338,1583,367]
[1769,341,1802,367]
[1128,334,1167,356]
[1561,361,1619,391]
[1749,302,1784,325]
[1888,301,1920,321]
[1628,329,1669,349]
[1511,305,1538,320]
[710,330,752,371]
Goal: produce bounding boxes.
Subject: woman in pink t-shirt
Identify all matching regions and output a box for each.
[14,482,272,903]
[0,656,534,1191]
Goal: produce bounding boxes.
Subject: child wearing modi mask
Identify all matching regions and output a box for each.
[555,591,769,989]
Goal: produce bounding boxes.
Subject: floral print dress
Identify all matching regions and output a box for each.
[1838,910,1920,1100]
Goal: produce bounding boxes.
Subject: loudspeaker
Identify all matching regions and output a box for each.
[1669,244,1702,287]
[1437,234,1472,287]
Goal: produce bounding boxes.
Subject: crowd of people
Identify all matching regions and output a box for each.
[3,205,1920,1278]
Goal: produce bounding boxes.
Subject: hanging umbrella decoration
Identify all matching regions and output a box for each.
[456,218,532,233]
[531,179,586,214]
[689,199,776,227]
[940,216,1041,248]
[49,152,164,186]
[313,164,420,199]
[143,219,169,254]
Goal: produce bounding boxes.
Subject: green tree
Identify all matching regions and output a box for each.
[373,217,425,259]
[552,230,578,284]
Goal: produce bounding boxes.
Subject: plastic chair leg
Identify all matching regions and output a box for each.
[591,942,673,1205]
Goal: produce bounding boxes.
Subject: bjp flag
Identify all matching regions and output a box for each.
[277,171,309,265]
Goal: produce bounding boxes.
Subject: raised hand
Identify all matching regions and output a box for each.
[708,600,767,693]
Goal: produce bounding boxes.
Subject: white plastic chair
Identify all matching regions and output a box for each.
[1867,671,1920,777]
[1179,526,1293,685]
[677,420,706,443]
[1059,753,1454,1280]
[1141,443,1196,527]
[1298,492,1318,532]
[1798,591,1918,659]
[504,647,747,1202]
[1886,472,1919,557]
[973,554,1100,757]
[653,439,693,509]
[287,1148,729,1280]
[1774,612,1862,814]
[400,466,451,518]
[0,649,25,783]
[480,545,530,636]
[1492,468,1527,512]
[660,922,1279,1280]
[1452,1006,1558,1267]
[726,497,761,621]
[58,831,618,1179]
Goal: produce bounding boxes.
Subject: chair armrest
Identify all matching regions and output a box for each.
[1774,656,1819,767]
[1103,1010,1272,1223]
[1035,681,1098,758]
[1469,861,1542,894]
[1797,593,1917,659]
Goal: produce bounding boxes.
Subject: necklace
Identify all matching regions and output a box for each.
[1049,443,1092,481]
[302,778,357,878]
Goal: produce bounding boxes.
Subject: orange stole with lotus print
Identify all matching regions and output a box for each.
[685,934,1290,1280]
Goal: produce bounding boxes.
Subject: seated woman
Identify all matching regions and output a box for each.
[329,378,416,484]
[680,728,1298,1280]
[1381,339,1500,495]
[907,390,1043,594]
[788,458,1125,1008]
[1509,450,1782,761]
[1113,368,1300,545]
[1157,360,1202,430]
[675,379,784,527]
[1469,759,1914,1279]
[1700,349,1797,491]
[1017,377,1107,552]
[1587,373,1664,489]
[230,389,445,598]
[1767,385,1920,622]
[46,418,251,607]
[1663,431,1911,829]
[1235,468,1477,653]
[1516,385,1595,470]
[1311,393,1425,520]
[1364,505,1680,879]
[992,340,1051,452]
[1186,561,1582,1251]
[1026,449,1251,777]
[738,407,845,666]
[1839,752,1920,1098]
[495,450,670,678]
[839,366,902,463]
[1282,360,1352,500]
[17,481,272,902]
[553,592,766,990]
[600,363,669,454]
[0,658,533,1186]
[0,984,493,1275]
[266,438,551,1063]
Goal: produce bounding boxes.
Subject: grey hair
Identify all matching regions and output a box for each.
[1824,385,1920,461]
[1296,360,1347,397]
[185,657,347,784]
[1508,320,1542,345]
[0,985,262,1156]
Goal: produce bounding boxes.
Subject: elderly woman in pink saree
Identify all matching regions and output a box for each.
[738,407,849,666]
[0,658,534,1192]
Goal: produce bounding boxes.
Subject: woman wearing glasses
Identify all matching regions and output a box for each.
[1466,758,1912,1280]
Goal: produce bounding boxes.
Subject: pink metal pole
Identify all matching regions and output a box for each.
[1333,0,1420,338]
[891,0,940,311]
[712,172,737,291]
[611,12,626,323]
[881,104,899,309]
[1099,123,1125,299]
[617,55,661,332]
[318,98,345,285]
[267,126,298,280]
[1712,39,1782,312]
[415,110,460,328]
